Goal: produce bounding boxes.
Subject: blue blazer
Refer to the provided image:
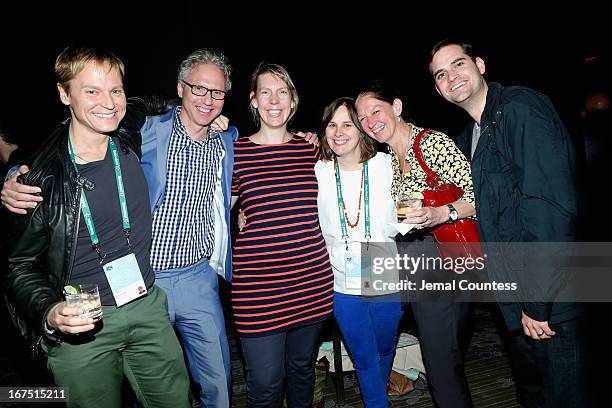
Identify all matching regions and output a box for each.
[140,107,238,281]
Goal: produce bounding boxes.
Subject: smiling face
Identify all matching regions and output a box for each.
[325,105,362,160]
[57,60,126,138]
[177,62,226,134]
[250,72,295,129]
[430,44,486,106]
[355,94,402,144]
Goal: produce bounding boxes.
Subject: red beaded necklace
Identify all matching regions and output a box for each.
[335,164,365,228]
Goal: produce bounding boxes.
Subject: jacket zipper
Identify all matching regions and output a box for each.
[30,335,43,359]
[66,183,83,285]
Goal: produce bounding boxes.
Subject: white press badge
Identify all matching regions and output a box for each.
[103,253,147,306]
[345,251,362,290]
[346,250,374,290]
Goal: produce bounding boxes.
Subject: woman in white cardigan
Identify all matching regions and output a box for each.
[315,97,402,408]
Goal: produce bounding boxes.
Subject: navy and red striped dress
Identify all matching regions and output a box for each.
[231,135,334,337]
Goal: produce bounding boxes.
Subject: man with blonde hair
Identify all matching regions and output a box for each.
[2,46,190,408]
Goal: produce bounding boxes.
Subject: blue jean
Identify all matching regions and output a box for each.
[155,258,231,408]
[333,291,403,408]
[504,317,587,408]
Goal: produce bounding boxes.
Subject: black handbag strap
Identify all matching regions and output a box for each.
[413,128,439,188]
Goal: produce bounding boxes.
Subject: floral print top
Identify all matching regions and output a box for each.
[390,124,475,208]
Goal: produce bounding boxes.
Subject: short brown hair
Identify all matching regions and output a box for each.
[320,97,377,162]
[428,38,477,73]
[55,46,125,93]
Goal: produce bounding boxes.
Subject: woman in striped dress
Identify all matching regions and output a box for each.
[231,62,334,408]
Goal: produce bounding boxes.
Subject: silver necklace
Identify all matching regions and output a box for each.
[74,153,93,163]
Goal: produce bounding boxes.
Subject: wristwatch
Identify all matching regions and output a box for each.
[446,204,459,223]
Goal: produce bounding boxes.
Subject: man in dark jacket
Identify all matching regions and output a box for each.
[429,39,585,407]
[2,46,190,407]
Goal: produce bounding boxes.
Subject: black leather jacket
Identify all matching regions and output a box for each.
[2,99,149,355]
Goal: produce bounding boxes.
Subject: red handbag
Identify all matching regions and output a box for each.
[413,129,483,261]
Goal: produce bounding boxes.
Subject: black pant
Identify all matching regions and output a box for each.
[412,301,473,408]
[397,233,474,407]
[503,318,587,408]
[240,322,323,408]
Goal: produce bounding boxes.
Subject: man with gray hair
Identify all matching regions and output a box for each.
[3,48,236,407]
[138,48,236,408]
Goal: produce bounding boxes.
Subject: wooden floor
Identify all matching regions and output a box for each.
[230,303,521,408]
[1,301,521,408]
[2,296,606,407]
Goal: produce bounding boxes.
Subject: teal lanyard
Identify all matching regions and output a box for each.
[68,136,131,261]
[334,159,370,250]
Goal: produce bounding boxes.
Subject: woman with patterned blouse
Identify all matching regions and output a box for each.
[355,80,476,408]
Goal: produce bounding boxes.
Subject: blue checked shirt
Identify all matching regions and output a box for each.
[150,107,223,270]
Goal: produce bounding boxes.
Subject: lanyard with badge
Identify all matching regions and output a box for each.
[334,159,370,290]
[68,135,147,306]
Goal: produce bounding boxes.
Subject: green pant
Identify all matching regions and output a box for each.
[44,285,190,408]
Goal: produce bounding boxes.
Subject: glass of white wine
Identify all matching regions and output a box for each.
[396,195,422,222]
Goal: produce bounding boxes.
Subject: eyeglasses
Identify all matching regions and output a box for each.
[180,80,226,100]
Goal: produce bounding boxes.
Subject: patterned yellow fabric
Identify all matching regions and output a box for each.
[390,124,475,207]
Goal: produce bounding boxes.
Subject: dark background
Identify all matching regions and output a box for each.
[1,7,609,151]
[1,6,611,399]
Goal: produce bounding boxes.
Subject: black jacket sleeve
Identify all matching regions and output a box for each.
[503,96,578,321]
[118,96,178,158]
[3,191,63,343]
